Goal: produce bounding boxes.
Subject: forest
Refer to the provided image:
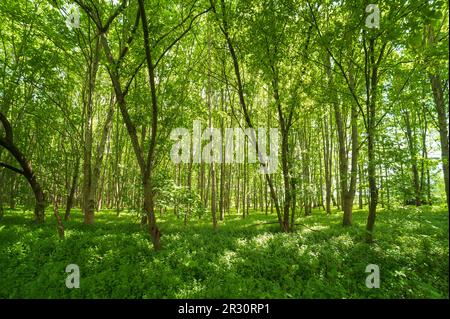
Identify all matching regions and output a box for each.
[0,0,448,299]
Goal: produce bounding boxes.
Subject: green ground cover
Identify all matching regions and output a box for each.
[0,206,448,298]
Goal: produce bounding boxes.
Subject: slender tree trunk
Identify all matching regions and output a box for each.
[219,83,225,220]
[322,111,332,214]
[404,109,421,206]
[328,56,358,226]
[302,121,312,217]
[52,196,65,240]
[1,111,45,222]
[65,156,80,220]
[429,73,449,208]
[219,144,225,221]
[200,162,205,207]
[242,140,247,219]
[143,180,161,250]
[139,0,163,249]
[358,164,363,209]
[426,25,449,208]
[290,178,297,229]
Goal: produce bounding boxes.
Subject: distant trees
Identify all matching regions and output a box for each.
[0,0,447,247]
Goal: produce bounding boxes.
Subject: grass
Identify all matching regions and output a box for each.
[0,205,448,298]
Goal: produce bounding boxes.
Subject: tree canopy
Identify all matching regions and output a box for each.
[0,0,448,300]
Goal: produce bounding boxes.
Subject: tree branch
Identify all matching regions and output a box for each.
[0,161,25,176]
[154,7,211,69]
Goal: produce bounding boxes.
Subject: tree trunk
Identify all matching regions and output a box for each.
[426,24,449,209]
[404,109,421,206]
[358,164,364,209]
[207,27,217,230]
[429,73,449,208]
[82,36,100,225]
[143,180,161,250]
[65,156,80,221]
[328,55,358,226]
[52,196,65,240]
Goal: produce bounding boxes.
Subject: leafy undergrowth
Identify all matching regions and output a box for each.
[0,206,448,298]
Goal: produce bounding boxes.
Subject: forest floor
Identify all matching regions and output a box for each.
[0,206,448,298]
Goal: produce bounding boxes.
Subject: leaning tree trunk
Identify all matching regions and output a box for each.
[143,180,161,250]
[139,0,163,249]
[322,111,332,214]
[0,170,4,220]
[328,55,358,226]
[0,136,46,223]
[211,0,284,230]
[82,36,101,225]
[207,27,217,230]
[404,109,421,206]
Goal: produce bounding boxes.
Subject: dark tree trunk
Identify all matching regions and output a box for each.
[365,37,385,243]
[404,109,421,206]
[82,36,100,225]
[143,180,161,250]
[0,137,46,223]
[65,156,80,221]
[52,196,65,240]
[426,25,449,209]
[429,73,449,209]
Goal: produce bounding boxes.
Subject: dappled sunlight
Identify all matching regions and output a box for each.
[250,232,274,249]
[330,234,355,249]
[174,279,206,299]
[216,250,240,271]
[0,207,448,298]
